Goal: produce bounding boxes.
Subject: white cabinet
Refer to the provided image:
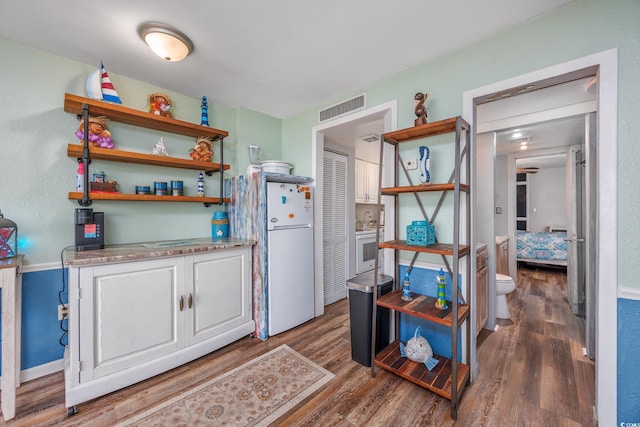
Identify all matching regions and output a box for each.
[65,246,253,410]
[355,158,380,204]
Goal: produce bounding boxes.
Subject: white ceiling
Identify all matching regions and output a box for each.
[0,0,573,119]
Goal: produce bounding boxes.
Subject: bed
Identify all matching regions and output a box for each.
[516,230,568,266]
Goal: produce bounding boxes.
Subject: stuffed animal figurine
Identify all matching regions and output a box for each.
[399,326,439,371]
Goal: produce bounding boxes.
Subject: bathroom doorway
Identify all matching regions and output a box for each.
[463,49,618,422]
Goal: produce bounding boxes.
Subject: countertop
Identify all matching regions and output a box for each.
[64,237,255,267]
[496,235,509,245]
[355,227,383,235]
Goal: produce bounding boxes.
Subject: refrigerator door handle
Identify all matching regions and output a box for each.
[269,224,312,231]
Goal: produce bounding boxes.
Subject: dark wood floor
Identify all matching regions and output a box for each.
[1,265,595,426]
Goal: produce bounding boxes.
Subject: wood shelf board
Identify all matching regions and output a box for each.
[375,340,469,401]
[383,117,470,144]
[376,290,469,326]
[379,240,470,257]
[64,94,228,139]
[68,192,228,204]
[67,144,229,173]
[381,183,469,194]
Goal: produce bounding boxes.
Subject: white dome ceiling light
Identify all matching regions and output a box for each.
[138,23,194,62]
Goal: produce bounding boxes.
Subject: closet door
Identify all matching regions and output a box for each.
[323,150,348,305]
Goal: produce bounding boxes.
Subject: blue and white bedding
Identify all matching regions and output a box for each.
[516,230,568,262]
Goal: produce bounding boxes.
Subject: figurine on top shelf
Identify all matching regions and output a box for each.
[149,93,173,117]
[190,137,213,162]
[200,96,209,126]
[414,92,428,126]
[75,116,114,149]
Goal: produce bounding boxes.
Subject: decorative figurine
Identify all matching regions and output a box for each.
[75,116,114,149]
[414,92,428,126]
[435,268,448,310]
[197,172,205,197]
[419,145,430,184]
[151,137,170,156]
[190,137,213,162]
[86,62,123,104]
[401,272,413,301]
[200,96,209,126]
[400,326,439,371]
[149,93,173,117]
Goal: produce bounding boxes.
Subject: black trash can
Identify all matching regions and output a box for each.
[346,271,393,367]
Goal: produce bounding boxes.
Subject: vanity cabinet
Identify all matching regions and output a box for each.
[64,244,253,410]
[355,158,379,204]
[496,237,509,276]
[476,245,488,335]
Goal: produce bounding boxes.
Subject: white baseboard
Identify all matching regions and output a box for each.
[0,359,64,389]
[618,286,640,301]
[22,261,63,273]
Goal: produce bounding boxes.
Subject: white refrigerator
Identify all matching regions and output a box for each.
[266,181,314,336]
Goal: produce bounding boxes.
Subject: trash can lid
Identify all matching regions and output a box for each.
[346,271,393,292]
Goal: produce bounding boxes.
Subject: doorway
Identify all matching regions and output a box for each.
[463,48,618,423]
[311,100,397,316]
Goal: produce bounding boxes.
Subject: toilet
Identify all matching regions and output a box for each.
[495,273,516,319]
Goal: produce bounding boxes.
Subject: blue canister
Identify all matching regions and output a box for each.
[154,181,168,195]
[170,180,184,196]
[211,211,229,239]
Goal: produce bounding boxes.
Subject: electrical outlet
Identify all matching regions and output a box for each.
[403,159,418,170]
[58,304,68,320]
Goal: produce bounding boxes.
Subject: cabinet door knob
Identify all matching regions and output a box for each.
[188,293,193,309]
[179,295,184,312]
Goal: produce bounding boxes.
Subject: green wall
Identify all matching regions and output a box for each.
[0,38,281,264]
[282,0,640,289]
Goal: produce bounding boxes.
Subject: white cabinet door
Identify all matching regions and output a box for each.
[78,257,184,382]
[367,161,380,203]
[355,159,380,204]
[355,158,368,203]
[185,247,252,345]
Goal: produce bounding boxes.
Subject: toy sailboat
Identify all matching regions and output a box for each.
[86,62,122,104]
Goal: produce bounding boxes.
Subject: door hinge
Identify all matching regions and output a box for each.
[79,361,83,371]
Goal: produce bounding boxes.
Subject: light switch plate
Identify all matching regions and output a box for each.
[403,159,418,170]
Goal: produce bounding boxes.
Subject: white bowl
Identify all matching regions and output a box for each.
[261,160,293,174]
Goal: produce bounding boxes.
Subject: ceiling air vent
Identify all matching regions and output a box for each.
[318,93,366,123]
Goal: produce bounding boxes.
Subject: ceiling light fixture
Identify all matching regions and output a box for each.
[512,132,523,139]
[138,23,194,62]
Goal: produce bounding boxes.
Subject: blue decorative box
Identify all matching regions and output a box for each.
[406,220,436,246]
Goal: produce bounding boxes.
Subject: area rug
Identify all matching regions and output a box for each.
[117,345,335,426]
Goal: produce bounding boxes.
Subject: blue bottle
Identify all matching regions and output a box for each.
[211,211,229,239]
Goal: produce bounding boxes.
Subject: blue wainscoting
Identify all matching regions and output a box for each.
[618,297,640,424]
[397,264,462,361]
[0,268,67,371]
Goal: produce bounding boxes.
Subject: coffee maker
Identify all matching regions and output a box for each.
[75,208,105,251]
[246,144,262,175]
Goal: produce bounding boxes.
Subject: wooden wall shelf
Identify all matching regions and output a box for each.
[67,144,229,174]
[68,192,228,205]
[64,94,228,140]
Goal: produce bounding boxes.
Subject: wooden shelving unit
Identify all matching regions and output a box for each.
[64,93,229,206]
[371,116,471,419]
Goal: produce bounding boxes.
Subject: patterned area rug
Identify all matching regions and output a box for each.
[117,345,334,426]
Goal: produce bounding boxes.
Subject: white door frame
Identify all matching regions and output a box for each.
[312,100,397,317]
[463,48,618,425]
